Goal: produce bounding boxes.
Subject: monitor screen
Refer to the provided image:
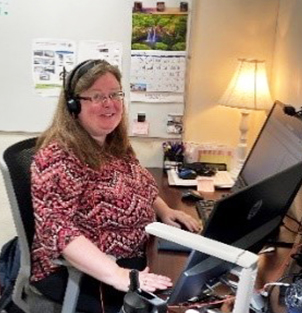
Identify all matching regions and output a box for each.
[234,100,302,190]
[167,160,302,305]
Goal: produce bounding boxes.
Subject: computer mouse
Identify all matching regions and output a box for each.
[178,168,197,179]
[181,189,204,201]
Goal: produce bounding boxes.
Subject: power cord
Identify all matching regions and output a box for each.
[286,214,302,226]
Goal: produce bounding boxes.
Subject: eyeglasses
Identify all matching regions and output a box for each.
[78,91,125,104]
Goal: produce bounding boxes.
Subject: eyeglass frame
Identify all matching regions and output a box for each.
[77,91,125,104]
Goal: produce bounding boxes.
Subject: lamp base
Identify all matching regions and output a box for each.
[230,110,251,179]
[229,157,245,180]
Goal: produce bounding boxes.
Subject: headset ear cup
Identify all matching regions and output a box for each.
[64,60,92,117]
[64,59,101,117]
[67,98,81,116]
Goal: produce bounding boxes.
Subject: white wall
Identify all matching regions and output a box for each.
[271,0,302,220]
[0,0,132,132]
[5,0,302,247]
[184,0,279,148]
[0,0,280,247]
[272,0,302,106]
[131,0,280,167]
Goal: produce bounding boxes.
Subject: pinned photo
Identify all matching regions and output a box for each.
[167,113,183,134]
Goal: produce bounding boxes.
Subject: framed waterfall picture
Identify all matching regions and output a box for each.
[129,0,191,139]
[130,3,189,103]
[131,11,188,51]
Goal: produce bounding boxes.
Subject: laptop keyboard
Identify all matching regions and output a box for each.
[196,199,216,225]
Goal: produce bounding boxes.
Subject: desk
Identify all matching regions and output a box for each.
[147,168,302,313]
[147,168,227,282]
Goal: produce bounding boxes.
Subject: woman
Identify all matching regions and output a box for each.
[30,59,200,312]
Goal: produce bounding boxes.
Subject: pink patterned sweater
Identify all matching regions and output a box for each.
[30,142,158,282]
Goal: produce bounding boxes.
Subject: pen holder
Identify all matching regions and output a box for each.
[163,153,183,173]
[162,141,184,173]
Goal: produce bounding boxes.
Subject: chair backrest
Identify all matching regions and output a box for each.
[0,137,37,267]
[1,138,86,313]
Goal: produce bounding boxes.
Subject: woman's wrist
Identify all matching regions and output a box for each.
[153,197,172,220]
[110,266,130,292]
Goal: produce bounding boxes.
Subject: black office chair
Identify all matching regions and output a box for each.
[0,138,84,313]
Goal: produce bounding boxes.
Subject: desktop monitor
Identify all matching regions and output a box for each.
[167,161,302,305]
[233,100,302,190]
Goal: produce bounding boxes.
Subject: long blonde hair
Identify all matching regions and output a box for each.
[36,60,134,169]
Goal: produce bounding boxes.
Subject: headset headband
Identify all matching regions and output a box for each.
[65,59,97,101]
[63,59,101,117]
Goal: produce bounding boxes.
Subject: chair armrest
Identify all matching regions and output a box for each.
[52,258,83,313]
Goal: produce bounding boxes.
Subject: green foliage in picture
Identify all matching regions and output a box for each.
[154,42,168,50]
[132,43,152,50]
[131,14,188,51]
[172,42,186,51]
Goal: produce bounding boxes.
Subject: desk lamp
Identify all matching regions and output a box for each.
[146,222,258,313]
[218,58,272,178]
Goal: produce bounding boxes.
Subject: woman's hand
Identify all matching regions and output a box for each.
[139,267,172,293]
[153,196,201,233]
[160,208,201,233]
[114,266,172,293]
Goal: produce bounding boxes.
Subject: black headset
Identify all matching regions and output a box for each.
[64,59,101,117]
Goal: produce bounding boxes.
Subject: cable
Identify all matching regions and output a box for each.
[279,219,302,235]
[265,240,294,248]
[167,278,237,311]
[286,214,302,226]
[168,294,236,311]
[259,242,302,312]
[282,224,302,235]
[262,282,290,296]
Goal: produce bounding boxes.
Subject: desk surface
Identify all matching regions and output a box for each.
[146,168,227,282]
[149,167,226,214]
[147,168,301,313]
[147,168,192,282]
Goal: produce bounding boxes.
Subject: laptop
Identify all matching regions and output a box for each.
[165,160,302,305]
[233,100,302,192]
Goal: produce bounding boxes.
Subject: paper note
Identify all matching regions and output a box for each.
[132,121,149,136]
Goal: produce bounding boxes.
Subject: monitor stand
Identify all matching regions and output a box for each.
[190,267,266,313]
[146,222,259,313]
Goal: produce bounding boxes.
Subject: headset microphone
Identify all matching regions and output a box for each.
[284,105,297,116]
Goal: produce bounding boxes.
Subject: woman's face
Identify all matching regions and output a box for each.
[78,72,123,144]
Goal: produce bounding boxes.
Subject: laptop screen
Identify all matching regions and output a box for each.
[167,161,302,305]
[233,100,302,190]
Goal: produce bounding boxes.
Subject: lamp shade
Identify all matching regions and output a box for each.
[218,58,272,111]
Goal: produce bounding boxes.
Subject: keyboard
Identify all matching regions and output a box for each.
[213,171,235,188]
[196,199,216,226]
